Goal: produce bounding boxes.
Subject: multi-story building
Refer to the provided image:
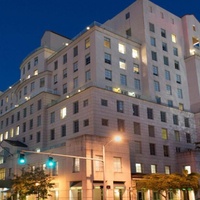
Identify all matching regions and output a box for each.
[0,0,200,199]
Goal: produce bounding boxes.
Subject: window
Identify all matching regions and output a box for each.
[164,70,170,80]
[119,58,126,69]
[23,122,26,132]
[101,99,108,106]
[176,74,181,84]
[73,158,80,172]
[23,108,27,118]
[133,63,139,74]
[27,62,31,70]
[125,12,130,19]
[85,70,91,82]
[173,115,179,125]
[166,85,172,95]
[147,108,153,119]
[54,60,58,70]
[105,53,111,64]
[85,38,90,49]
[163,145,169,157]
[132,49,138,58]
[165,166,171,174]
[162,128,168,140]
[161,28,166,38]
[177,88,183,99]
[132,104,139,116]
[186,133,191,143]
[184,165,191,174]
[174,130,180,142]
[37,99,42,110]
[151,164,157,173]
[83,99,89,107]
[85,54,90,65]
[134,79,141,90]
[117,100,124,113]
[184,117,190,127]
[24,86,27,95]
[113,157,122,172]
[171,34,176,43]
[174,60,180,70]
[29,119,33,130]
[173,47,178,56]
[120,74,127,86]
[83,119,89,127]
[54,74,57,84]
[153,65,158,76]
[154,81,160,92]
[50,129,55,140]
[134,122,140,135]
[179,103,184,111]
[73,77,78,89]
[149,23,155,32]
[156,96,162,104]
[160,111,167,122]
[118,43,126,54]
[148,125,155,137]
[151,51,157,61]
[31,82,35,91]
[61,70,67,81]
[34,57,38,66]
[60,107,67,119]
[117,119,125,132]
[126,28,132,37]
[105,69,112,81]
[40,78,45,87]
[163,56,169,66]
[168,100,173,107]
[73,101,79,114]
[36,131,41,143]
[135,141,142,154]
[102,119,109,126]
[162,42,168,51]
[63,53,67,64]
[73,61,78,72]
[135,163,142,173]
[73,120,79,133]
[63,83,67,94]
[61,124,66,137]
[95,155,103,171]
[150,143,156,155]
[73,46,78,57]
[37,115,41,126]
[150,37,156,46]
[50,112,55,124]
[104,37,111,48]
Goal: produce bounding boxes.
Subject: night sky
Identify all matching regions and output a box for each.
[0,0,199,92]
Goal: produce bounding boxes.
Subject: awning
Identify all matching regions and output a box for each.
[0,180,12,188]
[70,181,82,190]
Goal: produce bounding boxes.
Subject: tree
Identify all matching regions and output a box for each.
[136,171,200,200]
[11,166,55,200]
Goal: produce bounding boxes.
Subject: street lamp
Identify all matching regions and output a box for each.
[102,135,122,200]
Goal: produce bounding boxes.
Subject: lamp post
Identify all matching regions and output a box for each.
[102,136,121,200]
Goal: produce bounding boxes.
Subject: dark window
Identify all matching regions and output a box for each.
[36,131,41,143]
[161,28,166,38]
[134,122,140,135]
[23,108,27,118]
[61,124,66,137]
[73,120,79,133]
[105,53,111,64]
[148,125,155,137]
[173,115,179,125]
[125,12,130,19]
[23,122,26,132]
[174,60,180,70]
[163,145,169,157]
[132,104,139,116]
[101,99,108,106]
[29,119,33,130]
[117,100,124,113]
[11,115,14,124]
[83,119,89,127]
[63,54,67,64]
[54,60,58,70]
[151,51,157,61]
[117,119,125,132]
[38,99,42,110]
[184,117,190,127]
[50,129,55,140]
[85,54,90,65]
[150,143,156,155]
[105,69,112,81]
[149,23,155,32]
[186,133,191,143]
[160,111,167,122]
[126,28,132,37]
[73,46,78,57]
[102,119,109,126]
[73,101,79,114]
[17,111,20,121]
[147,108,153,119]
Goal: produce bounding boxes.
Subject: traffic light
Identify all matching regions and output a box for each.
[46,157,55,168]
[18,153,26,165]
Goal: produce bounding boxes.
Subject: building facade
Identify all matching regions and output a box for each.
[0,0,200,199]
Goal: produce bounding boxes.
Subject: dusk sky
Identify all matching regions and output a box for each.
[0,0,199,92]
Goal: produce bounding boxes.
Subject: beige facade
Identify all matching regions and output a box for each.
[0,0,200,199]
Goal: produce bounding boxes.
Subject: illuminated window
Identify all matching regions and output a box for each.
[192,37,199,48]
[151,164,157,173]
[179,103,184,111]
[104,37,111,48]
[34,70,38,75]
[0,168,5,180]
[73,158,80,172]
[16,126,20,135]
[174,130,180,142]
[118,43,126,54]
[184,166,191,174]
[4,131,8,139]
[165,166,171,174]
[162,128,168,140]
[119,58,126,69]
[85,38,90,49]
[133,63,139,74]
[60,107,67,119]
[132,49,138,58]
[171,34,176,43]
[10,128,14,138]
[135,163,142,173]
